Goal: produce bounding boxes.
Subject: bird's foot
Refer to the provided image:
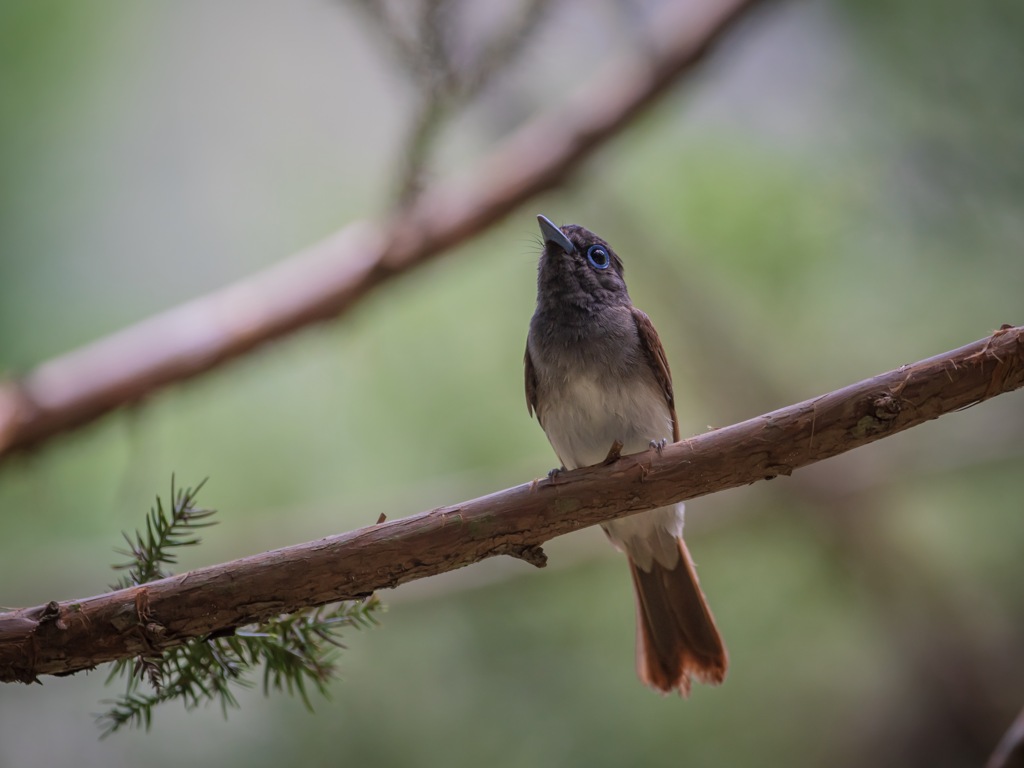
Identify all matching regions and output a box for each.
[649,438,668,455]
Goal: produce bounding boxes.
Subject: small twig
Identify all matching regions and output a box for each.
[494,543,548,568]
[461,0,552,100]
[395,92,449,206]
[385,0,557,206]
[347,0,423,74]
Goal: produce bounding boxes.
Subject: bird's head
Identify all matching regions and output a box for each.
[535,214,630,309]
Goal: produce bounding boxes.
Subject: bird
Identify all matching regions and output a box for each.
[524,214,727,695]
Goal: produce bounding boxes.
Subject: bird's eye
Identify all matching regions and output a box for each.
[586,245,610,270]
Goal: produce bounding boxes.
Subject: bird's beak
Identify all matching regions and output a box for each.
[537,214,575,255]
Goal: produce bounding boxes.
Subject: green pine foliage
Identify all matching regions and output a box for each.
[97,478,380,737]
[110,477,216,589]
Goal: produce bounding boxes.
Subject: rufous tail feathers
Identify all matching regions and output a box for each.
[628,538,728,695]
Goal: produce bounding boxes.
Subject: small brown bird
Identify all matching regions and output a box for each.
[524,215,727,695]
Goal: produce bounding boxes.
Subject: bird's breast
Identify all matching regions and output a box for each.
[537,372,673,470]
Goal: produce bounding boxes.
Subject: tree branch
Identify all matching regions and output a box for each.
[0,0,768,463]
[1,325,1021,684]
[989,705,1024,768]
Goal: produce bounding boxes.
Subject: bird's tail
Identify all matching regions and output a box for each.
[627,537,728,695]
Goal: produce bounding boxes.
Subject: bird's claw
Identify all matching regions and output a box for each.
[649,438,668,455]
[547,467,564,480]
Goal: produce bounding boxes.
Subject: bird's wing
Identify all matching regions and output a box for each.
[524,344,541,425]
[631,307,679,442]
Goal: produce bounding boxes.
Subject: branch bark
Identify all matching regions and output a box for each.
[0,0,768,463]
[1,325,1021,684]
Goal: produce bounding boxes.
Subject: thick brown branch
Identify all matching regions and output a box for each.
[1,325,1021,684]
[0,0,768,462]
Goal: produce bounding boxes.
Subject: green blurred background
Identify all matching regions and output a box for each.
[1,1,1022,766]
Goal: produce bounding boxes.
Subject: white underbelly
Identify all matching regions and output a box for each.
[539,375,674,470]
[538,374,684,571]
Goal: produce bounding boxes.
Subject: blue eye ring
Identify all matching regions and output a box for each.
[586,244,610,270]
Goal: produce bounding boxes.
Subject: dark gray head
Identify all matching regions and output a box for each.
[534,214,631,316]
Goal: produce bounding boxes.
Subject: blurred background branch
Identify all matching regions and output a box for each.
[989,706,1024,768]
[3,325,1021,684]
[350,0,552,205]
[0,0,766,465]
